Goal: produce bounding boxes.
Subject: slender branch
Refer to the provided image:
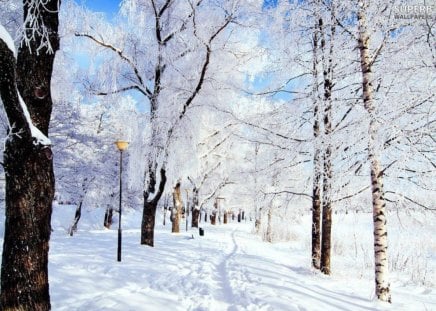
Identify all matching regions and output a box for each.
[333,185,370,203]
[75,33,151,98]
[261,189,312,199]
[385,191,435,211]
[95,85,148,97]
[199,178,234,209]
[209,105,307,142]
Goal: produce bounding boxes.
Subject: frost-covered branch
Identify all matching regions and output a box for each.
[21,0,60,54]
[75,32,152,98]
[385,191,435,211]
[199,178,234,209]
[332,186,370,203]
[260,189,312,200]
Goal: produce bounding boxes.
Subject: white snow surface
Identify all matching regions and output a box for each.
[0,205,435,311]
[0,24,16,58]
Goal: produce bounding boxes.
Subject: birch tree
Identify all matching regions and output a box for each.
[357,0,391,302]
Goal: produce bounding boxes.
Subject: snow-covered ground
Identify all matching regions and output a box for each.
[1,205,435,310]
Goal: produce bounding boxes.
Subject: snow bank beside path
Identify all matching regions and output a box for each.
[0,205,434,310]
[46,206,435,311]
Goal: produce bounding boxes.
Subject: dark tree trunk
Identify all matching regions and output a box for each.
[104,207,114,229]
[141,200,158,247]
[191,187,199,228]
[1,144,55,311]
[192,208,200,228]
[0,1,59,310]
[320,184,332,275]
[311,172,322,269]
[69,202,83,236]
[71,178,92,235]
[141,168,166,247]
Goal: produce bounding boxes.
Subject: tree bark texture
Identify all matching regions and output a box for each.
[171,182,182,233]
[191,187,200,228]
[319,7,335,276]
[141,168,167,246]
[311,15,322,270]
[357,1,391,302]
[0,1,60,310]
[69,202,82,236]
[104,206,114,229]
[265,208,273,243]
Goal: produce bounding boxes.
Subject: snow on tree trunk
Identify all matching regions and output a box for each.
[311,15,322,270]
[191,187,200,228]
[70,177,93,235]
[104,206,114,229]
[265,208,273,243]
[357,1,391,303]
[141,167,166,247]
[69,201,83,236]
[172,182,183,233]
[0,1,60,309]
[253,143,262,234]
[319,9,335,276]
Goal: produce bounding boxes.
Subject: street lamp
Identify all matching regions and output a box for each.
[115,140,129,262]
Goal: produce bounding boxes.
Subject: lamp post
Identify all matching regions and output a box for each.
[115,140,128,262]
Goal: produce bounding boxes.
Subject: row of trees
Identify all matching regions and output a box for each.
[252,0,434,303]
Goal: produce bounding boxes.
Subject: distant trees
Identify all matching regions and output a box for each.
[0,0,60,309]
[71,0,258,246]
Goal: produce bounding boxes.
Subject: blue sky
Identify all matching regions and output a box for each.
[77,0,121,17]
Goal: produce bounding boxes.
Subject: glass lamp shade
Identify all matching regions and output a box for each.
[115,140,129,151]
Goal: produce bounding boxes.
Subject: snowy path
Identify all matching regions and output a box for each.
[43,211,435,311]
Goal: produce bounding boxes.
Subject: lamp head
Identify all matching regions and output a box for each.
[115,140,129,151]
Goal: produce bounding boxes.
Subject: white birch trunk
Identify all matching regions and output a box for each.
[357,1,391,303]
